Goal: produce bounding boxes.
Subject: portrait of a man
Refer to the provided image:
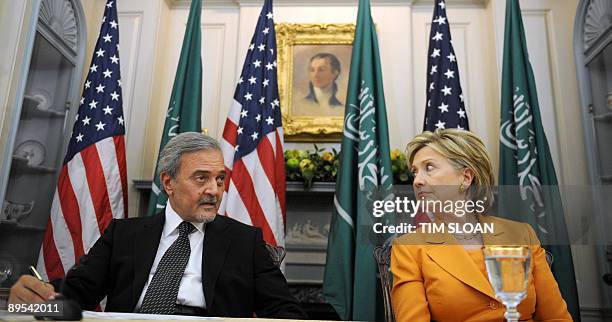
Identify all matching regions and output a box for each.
[303,53,343,107]
[291,45,352,117]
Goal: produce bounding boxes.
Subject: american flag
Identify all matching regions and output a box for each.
[218,0,285,247]
[423,0,469,131]
[37,0,127,281]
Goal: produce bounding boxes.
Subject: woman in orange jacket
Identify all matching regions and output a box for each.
[391,129,572,322]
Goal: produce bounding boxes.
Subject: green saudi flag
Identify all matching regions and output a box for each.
[322,0,393,319]
[146,0,202,217]
[498,0,580,320]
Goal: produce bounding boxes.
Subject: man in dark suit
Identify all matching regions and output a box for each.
[9,132,306,319]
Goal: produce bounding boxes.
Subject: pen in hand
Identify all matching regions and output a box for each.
[29,265,43,281]
[29,265,58,300]
[25,266,82,320]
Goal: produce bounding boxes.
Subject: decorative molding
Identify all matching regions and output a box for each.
[410,0,487,8]
[170,0,488,9]
[116,12,144,138]
[38,0,78,52]
[201,23,226,137]
[583,0,612,52]
[172,0,237,8]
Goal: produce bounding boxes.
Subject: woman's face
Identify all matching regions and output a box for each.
[410,146,471,204]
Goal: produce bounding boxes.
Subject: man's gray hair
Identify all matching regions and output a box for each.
[157,132,222,179]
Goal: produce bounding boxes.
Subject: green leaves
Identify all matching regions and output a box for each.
[284,146,411,188]
[284,145,338,188]
[390,149,412,184]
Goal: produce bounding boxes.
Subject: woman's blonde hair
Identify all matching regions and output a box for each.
[406,129,495,213]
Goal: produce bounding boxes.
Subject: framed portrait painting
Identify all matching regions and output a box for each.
[276,23,355,142]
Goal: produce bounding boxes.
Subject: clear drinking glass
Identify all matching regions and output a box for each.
[483,246,531,322]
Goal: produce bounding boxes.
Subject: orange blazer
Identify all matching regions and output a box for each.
[391,215,572,322]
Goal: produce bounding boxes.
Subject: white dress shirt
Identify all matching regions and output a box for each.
[135,203,206,309]
[313,84,337,110]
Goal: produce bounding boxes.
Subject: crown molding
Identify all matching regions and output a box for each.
[39,0,79,51]
[583,0,612,53]
[410,0,487,8]
[169,0,488,9]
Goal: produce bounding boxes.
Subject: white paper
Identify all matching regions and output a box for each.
[0,311,37,321]
[82,311,222,320]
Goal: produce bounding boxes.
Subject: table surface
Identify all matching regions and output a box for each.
[0,310,339,322]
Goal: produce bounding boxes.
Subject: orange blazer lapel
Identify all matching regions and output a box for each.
[422,220,499,300]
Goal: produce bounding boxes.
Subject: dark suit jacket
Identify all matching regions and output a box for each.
[61,213,306,319]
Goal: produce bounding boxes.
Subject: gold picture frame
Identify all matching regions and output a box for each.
[276,23,355,142]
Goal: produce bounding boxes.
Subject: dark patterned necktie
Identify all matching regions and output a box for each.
[139,221,195,314]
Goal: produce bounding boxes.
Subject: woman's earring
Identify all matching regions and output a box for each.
[459,183,465,193]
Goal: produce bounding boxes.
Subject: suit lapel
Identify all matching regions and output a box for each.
[479,215,506,246]
[423,216,505,300]
[131,213,165,309]
[202,215,231,310]
[425,244,497,300]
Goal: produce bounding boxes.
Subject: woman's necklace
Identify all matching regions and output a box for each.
[453,231,481,240]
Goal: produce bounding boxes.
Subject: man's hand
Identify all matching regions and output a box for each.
[8,275,58,304]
